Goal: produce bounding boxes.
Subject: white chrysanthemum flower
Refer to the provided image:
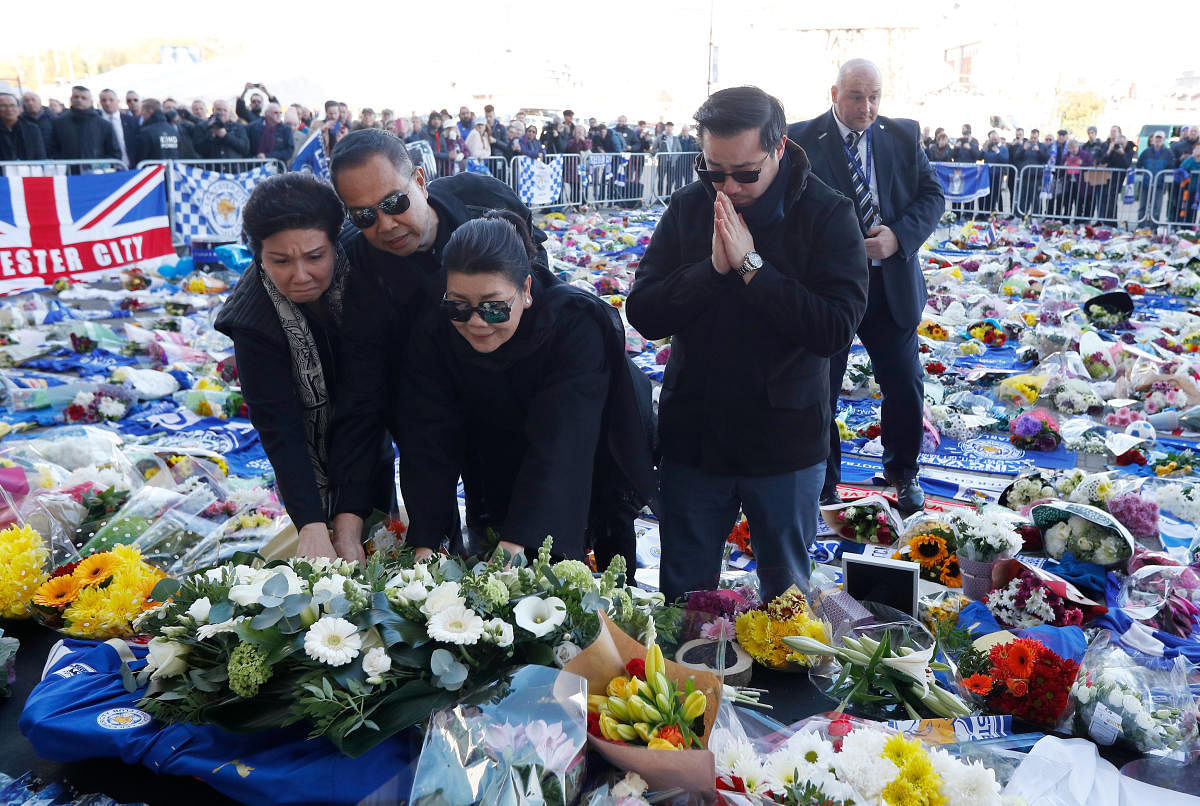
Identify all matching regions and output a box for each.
[831,730,896,802]
[303,616,363,666]
[709,727,757,776]
[73,391,95,407]
[420,581,465,617]
[482,617,514,648]
[939,755,1002,806]
[731,757,771,797]
[427,604,485,645]
[361,646,391,684]
[98,397,127,419]
[777,730,834,772]
[553,641,581,667]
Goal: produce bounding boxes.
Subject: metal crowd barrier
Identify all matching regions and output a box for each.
[1148,169,1200,229]
[1014,164,1151,227]
[137,158,287,246]
[464,155,510,182]
[0,158,126,177]
[406,141,437,180]
[650,151,700,205]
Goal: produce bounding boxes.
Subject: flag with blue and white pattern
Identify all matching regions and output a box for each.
[290,130,329,180]
[170,162,274,244]
[516,156,562,207]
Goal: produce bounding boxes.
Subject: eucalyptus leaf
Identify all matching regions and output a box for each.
[262,573,290,598]
[281,593,311,618]
[207,600,235,624]
[251,608,283,630]
[256,593,284,608]
[325,595,350,617]
[150,578,181,602]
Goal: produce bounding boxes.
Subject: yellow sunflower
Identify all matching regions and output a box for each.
[909,533,949,569]
[33,575,82,608]
[940,555,962,588]
[73,552,119,587]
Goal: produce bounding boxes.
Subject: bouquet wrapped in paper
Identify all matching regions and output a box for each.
[819,495,902,546]
[1032,501,1134,567]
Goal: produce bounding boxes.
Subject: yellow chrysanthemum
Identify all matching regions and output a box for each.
[33,574,82,607]
[73,552,120,587]
[882,750,946,806]
[61,563,163,639]
[0,525,50,618]
[883,734,924,766]
[108,544,147,571]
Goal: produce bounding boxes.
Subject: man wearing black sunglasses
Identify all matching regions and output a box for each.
[789,59,944,516]
[323,128,548,553]
[626,86,868,602]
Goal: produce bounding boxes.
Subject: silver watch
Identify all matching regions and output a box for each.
[736,250,763,277]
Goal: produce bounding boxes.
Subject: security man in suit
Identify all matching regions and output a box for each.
[788,59,944,514]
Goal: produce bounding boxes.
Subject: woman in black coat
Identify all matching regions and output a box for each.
[398,211,656,569]
[214,172,393,562]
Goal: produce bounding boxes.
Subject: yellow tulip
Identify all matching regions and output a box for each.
[634,722,653,743]
[614,723,638,742]
[599,714,622,742]
[647,738,679,751]
[644,644,664,684]
[587,694,609,714]
[682,690,707,721]
[606,696,631,723]
[636,699,662,723]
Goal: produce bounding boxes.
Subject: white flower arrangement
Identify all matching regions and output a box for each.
[1005,475,1056,510]
[1065,474,1115,508]
[952,509,1024,562]
[1051,380,1103,415]
[1043,515,1129,565]
[1154,484,1200,525]
[1071,668,1198,755]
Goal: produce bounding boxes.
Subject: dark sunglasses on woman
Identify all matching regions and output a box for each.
[347,190,411,229]
[440,292,520,324]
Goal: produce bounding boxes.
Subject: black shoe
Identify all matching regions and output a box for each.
[893,477,925,515]
[819,489,842,507]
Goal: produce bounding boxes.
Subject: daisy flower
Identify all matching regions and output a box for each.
[303,616,363,666]
[426,604,485,646]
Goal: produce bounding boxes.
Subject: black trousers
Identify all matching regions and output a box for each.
[824,265,925,494]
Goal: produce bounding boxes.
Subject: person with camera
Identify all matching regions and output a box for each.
[982,130,1009,214]
[541,119,568,154]
[1095,126,1132,220]
[236,83,277,125]
[192,98,250,159]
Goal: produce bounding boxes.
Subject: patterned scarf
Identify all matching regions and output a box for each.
[258,247,350,511]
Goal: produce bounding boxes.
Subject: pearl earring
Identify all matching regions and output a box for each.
[525,297,532,305]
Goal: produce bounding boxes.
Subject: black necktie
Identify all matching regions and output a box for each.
[845,132,874,231]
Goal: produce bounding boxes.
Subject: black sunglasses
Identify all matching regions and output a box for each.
[694,152,771,185]
[347,190,411,229]
[440,292,520,324]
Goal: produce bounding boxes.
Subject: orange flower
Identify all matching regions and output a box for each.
[1006,640,1036,679]
[654,724,685,748]
[940,556,962,588]
[963,674,994,696]
[33,575,81,608]
[1006,677,1029,697]
[73,552,118,587]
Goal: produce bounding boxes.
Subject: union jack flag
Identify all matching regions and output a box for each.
[0,165,173,294]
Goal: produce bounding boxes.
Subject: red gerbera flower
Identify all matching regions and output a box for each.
[963,674,994,696]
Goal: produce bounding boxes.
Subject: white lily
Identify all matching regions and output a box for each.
[880,644,935,696]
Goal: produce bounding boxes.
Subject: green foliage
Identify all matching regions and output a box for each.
[1058,90,1105,137]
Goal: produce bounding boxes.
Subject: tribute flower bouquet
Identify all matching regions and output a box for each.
[985,568,1085,628]
[734,590,829,669]
[64,387,133,424]
[30,544,166,638]
[1034,502,1134,566]
[1002,473,1057,511]
[958,637,1079,727]
[1008,409,1062,451]
[587,642,709,749]
[710,720,1002,806]
[819,495,902,546]
[951,508,1024,563]
[133,540,664,756]
[894,518,962,588]
[0,523,50,619]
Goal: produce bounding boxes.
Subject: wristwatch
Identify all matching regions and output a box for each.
[736,250,763,278]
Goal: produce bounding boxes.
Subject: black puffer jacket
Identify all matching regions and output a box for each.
[49,108,120,161]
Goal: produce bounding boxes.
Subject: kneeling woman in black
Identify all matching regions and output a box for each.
[399,210,656,568]
[215,172,394,562]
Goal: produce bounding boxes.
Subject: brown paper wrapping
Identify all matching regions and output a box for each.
[563,611,719,799]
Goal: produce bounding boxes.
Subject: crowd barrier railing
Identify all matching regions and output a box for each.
[137,158,287,246]
[650,152,700,205]
[1148,169,1200,230]
[463,155,510,182]
[0,158,126,177]
[1014,164,1151,227]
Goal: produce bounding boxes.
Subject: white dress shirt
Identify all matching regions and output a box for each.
[107,112,129,167]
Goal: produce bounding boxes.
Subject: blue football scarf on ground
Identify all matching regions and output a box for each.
[956,601,1088,663]
[21,639,420,806]
[21,347,138,376]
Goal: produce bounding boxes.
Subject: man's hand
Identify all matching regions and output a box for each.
[328,513,366,563]
[865,225,900,260]
[297,522,337,560]
[712,197,732,273]
[715,191,756,281]
[499,540,525,565]
[213,127,226,139]
[332,533,367,565]
[413,547,435,562]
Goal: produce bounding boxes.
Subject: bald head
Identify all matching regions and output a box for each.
[832,59,882,132]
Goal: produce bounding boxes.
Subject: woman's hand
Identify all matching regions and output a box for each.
[499,540,526,564]
[297,522,337,559]
[329,512,366,564]
[332,533,367,564]
[413,547,435,562]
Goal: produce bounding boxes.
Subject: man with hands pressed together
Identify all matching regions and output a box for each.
[789,59,944,516]
[626,86,868,601]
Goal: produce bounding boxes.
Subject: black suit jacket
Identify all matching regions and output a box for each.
[788,110,943,330]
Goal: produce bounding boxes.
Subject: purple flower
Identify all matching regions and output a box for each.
[1106,493,1159,538]
[1013,415,1041,438]
[1033,435,1057,451]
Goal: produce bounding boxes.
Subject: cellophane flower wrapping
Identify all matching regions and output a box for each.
[1068,632,1200,760]
[410,665,587,806]
[1116,563,1200,640]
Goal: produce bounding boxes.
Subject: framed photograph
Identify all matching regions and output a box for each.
[841,554,920,619]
